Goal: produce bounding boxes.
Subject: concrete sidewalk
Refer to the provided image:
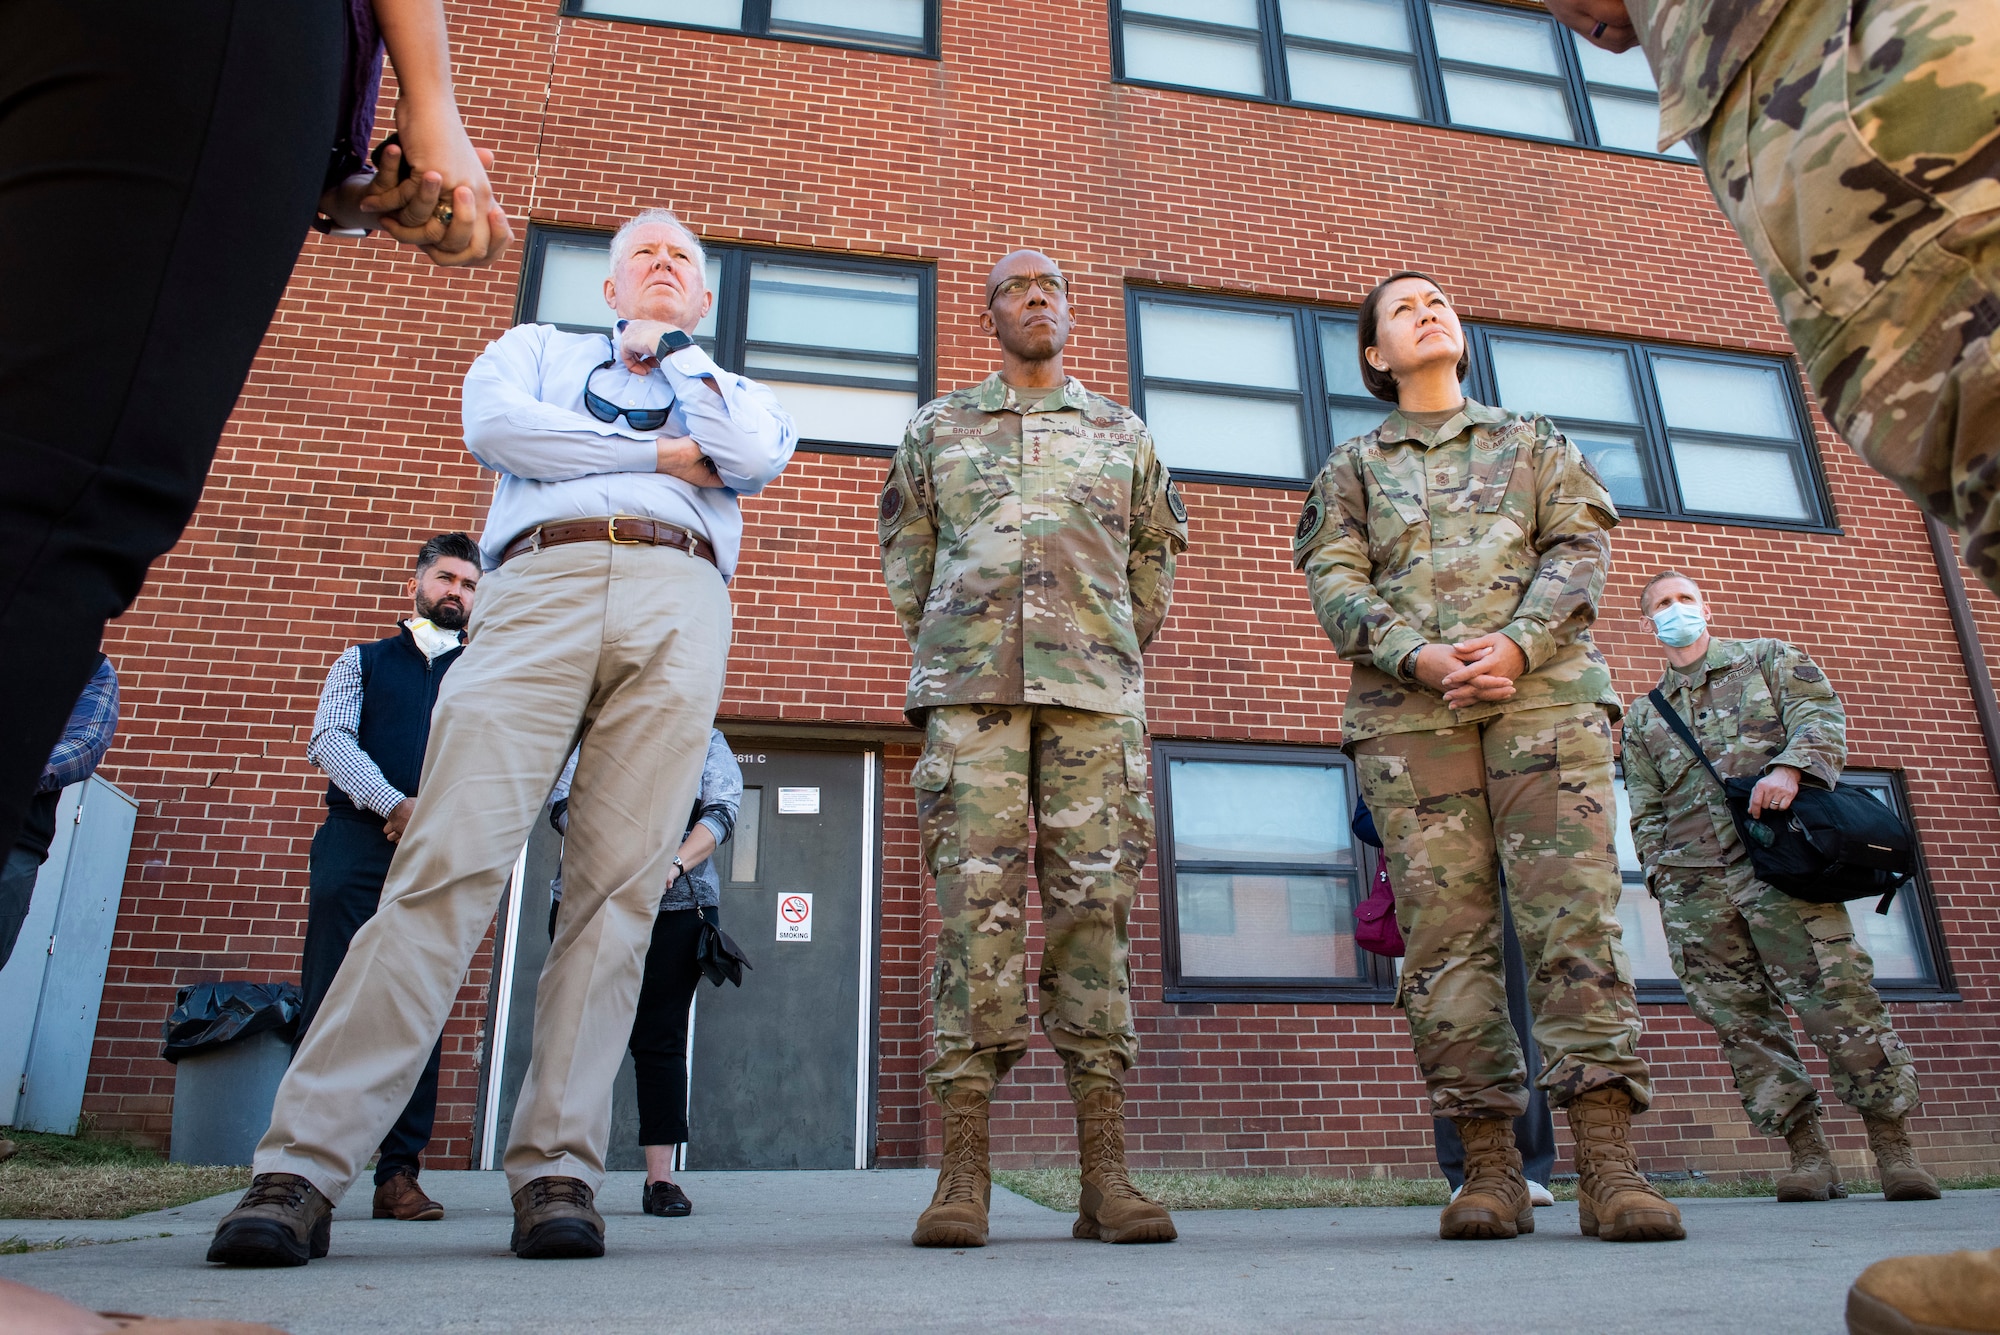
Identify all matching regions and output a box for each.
[2,1172,1992,1334]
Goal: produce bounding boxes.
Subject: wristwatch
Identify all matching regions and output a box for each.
[669,855,686,882]
[655,328,696,362]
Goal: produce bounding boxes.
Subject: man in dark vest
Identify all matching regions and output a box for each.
[297,532,481,1222]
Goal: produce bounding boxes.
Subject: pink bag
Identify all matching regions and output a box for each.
[1354,855,1404,957]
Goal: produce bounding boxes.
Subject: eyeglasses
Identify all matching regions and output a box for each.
[988,273,1069,304]
[582,360,672,432]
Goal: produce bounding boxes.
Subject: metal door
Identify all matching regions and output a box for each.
[478,744,877,1171]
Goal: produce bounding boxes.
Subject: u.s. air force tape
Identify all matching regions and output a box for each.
[1295,499,1324,546]
[1166,480,1187,523]
[880,485,903,523]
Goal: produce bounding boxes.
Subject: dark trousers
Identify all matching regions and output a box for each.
[549,899,715,1148]
[301,813,442,1185]
[0,844,40,972]
[0,0,343,853]
[1433,895,1558,1189]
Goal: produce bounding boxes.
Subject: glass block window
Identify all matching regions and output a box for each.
[1112,0,1692,159]
[1157,742,1392,1001]
[1130,288,1831,530]
[520,226,932,453]
[570,0,935,55]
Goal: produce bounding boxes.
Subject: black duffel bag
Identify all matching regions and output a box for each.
[1648,689,1914,911]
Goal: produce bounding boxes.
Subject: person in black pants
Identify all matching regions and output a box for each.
[298,533,480,1221]
[548,728,742,1217]
[1353,800,1556,1203]
[0,0,509,862]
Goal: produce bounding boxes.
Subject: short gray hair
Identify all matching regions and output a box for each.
[609,209,707,282]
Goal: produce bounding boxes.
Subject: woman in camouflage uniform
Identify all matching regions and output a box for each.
[1295,271,1682,1243]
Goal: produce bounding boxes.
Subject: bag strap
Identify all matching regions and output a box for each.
[1646,687,1732,796]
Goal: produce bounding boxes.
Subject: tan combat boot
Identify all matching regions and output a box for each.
[1863,1114,1941,1201]
[1073,1085,1176,1243]
[1440,1117,1532,1240]
[1846,1246,2000,1335]
[911,1087,991,1248]
[1775,1110,1846,1202]
[1566,1089,1685,1242]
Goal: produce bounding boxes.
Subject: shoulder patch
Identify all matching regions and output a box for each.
[1295,498,1325,547]
[880,485,904,524]
[1576,447,1610,491]
[1166,480,1187,523]
[1792,661,1824,683]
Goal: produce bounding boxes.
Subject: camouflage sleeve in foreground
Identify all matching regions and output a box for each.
[1620,699,1672,881]
[878,424,938,648]
[1622,0,1789,150]
[1127,429,1188,647]
[1294,447,1431,679]
[1756,640,1846,787]
[1496,422,1618,674]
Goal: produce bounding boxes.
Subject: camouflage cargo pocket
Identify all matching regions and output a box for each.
[912,737,959,872]
[1710,0,1961,355]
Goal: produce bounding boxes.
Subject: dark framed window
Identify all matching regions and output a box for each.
[566,0,937,57]
[1127,286,1836,532]
[1155,741,1397,1003]
[518,224,934,455]
[1613,772,1956,1003]
[1111,0,1696,161]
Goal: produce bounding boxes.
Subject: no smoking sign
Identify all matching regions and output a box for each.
[776,892,813,943]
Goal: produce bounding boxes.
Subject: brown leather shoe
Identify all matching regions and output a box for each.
[1440,1117,1532,1240]
[911,1086,991,1248]
[1864,1114,1942,1202]
[206,1173,333,1267]
[1073,1085,1176,1244]
[510,1176,604,1259]
[1846,1246,2000,1335]
[373,1168,445,1221]
[1776,1111,1846,1202]
[1566,1088,1685,1243]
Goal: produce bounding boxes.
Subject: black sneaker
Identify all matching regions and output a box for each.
[642,1180,693,1217]
[207,1173,333,1267]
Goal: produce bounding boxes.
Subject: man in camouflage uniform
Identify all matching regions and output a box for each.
[878,249,1188,1249]
[1298,271,1682,1243]
[1548,0,2000,592]
[1622,571,1937,1202]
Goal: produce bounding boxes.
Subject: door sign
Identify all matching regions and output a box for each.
[776,892,814,942]
[778,787,821,814]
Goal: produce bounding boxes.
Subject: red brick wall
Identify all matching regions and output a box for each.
[80,0,1998,1182]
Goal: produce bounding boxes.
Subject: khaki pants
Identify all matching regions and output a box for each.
[255,540,730,1201]
[1353,703,1650,1119]
[914,704,1151,1101]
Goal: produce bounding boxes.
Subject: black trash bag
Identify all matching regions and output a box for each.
[160,981,302,1063]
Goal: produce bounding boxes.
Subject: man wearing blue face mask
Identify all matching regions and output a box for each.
[1621,571,1935,1207]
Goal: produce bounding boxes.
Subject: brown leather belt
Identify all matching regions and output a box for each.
[499,515,717,569]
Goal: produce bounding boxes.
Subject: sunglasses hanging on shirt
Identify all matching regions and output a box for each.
[582,359,672,432]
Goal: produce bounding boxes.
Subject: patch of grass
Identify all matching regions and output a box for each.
[993,1169,2000,1213]
[1,1131,248,1220]
[0,1233,164,1254]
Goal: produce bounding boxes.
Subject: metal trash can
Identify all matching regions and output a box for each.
[162,981,300,1166]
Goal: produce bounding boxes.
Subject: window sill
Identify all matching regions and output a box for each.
[562,5,938,60]
[1112,75,1699,166]
[1165,984,1397,1005]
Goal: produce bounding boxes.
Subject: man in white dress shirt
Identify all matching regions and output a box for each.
[210,209,797,1266]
